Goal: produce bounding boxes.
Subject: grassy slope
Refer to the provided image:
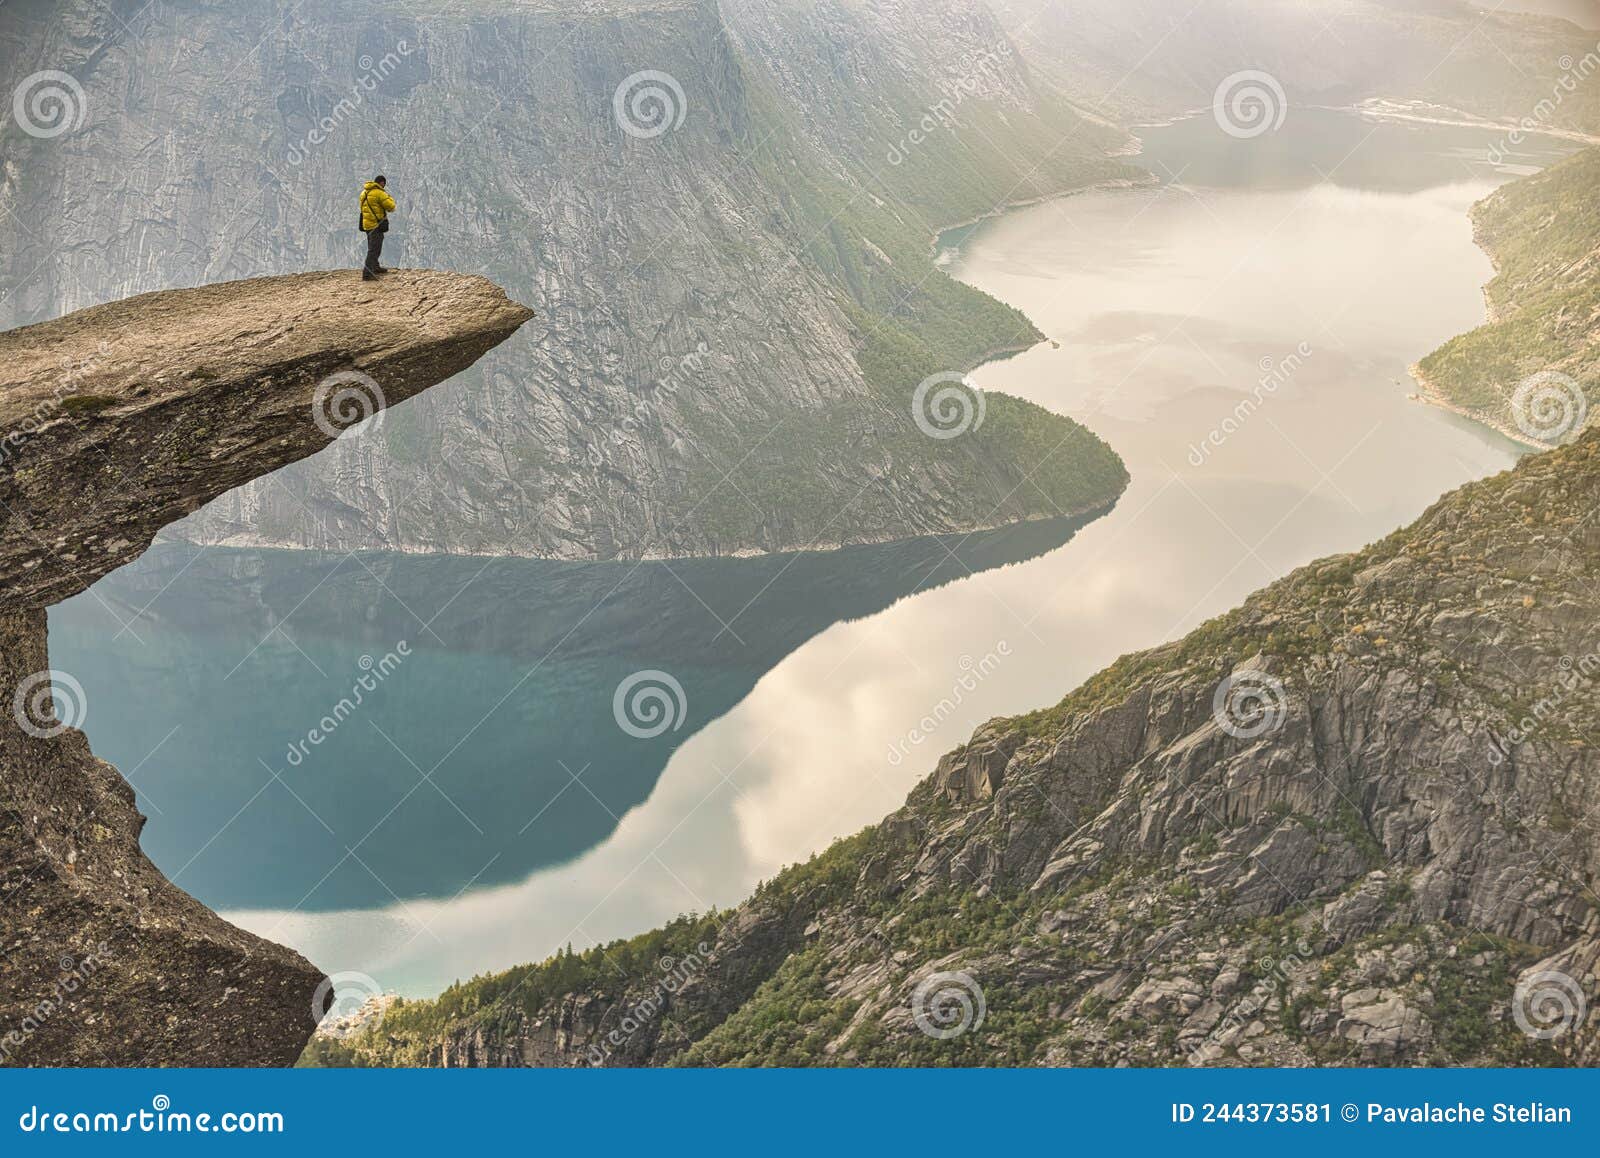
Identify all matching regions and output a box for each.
[1415,147,1600,443]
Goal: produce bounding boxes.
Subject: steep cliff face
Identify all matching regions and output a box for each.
[0,270,532,1066]
[0,0,1130,562]
[330,430,1600,1067]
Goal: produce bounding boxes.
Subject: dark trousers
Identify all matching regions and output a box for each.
[363,226,385,275]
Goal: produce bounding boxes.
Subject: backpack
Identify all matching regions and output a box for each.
[358,188,388,234]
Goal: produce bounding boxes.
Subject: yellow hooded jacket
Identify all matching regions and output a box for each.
[360,181,396,231]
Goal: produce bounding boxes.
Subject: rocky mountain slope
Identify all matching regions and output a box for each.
[0,271,532,1065]
[320,421,1600,1067]
[0,0,1131,561]
[1416,147,1600,447]
[995,0,1600,131]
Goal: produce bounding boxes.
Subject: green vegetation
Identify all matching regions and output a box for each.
[1417,147,1600,443]
[304,910,726,1067]
[675,947,860,1067]
[650,57,1133,546]
[58,394,118,415]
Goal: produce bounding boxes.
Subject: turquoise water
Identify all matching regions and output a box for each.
[49,518,1092,912]
[50,110,1575,995]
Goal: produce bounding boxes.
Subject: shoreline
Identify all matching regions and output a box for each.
[930,171,1159,380]
[1407,361,1548,451]
[926,171,1160,259]
[164,498,1125,567]
[1404,157,1557,452]
[1347,98,1600,148]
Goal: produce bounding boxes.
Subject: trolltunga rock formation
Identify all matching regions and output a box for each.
[0,270,533,1065]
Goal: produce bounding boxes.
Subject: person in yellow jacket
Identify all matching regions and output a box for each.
[359,175,396,281]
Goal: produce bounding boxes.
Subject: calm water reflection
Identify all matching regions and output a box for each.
[50,516,1096,911]
[52,111,1571,994]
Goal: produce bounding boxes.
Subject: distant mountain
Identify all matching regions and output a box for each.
[0,0,1131,560]
[993,0,1600,131]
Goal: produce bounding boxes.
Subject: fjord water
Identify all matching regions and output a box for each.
[52,111,1566,995]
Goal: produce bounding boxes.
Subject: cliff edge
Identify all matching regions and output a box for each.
[0,269,533,1065]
